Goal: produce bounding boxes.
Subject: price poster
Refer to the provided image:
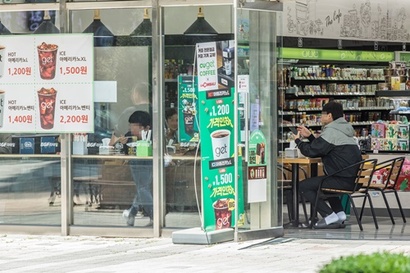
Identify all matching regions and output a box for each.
[0,33,94,133]
[177,75,199,143]
[247,130,267,203]
[196,41,244,231]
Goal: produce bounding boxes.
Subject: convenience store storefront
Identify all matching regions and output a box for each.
[0,1,283,241]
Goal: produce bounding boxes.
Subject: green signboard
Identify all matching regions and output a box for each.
[196,41,244,231]
[280,47,394,62]
[177,75,199,143]
[396,51,410,64]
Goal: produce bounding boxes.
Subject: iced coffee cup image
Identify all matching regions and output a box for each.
[0,90,4,128]
[183,110,195,136]
[213,198,232,230]
[38,87,57,129]
[0,46,5,78]
[211,129,231,160]
[37,42,58,80]
[256,143,265,164]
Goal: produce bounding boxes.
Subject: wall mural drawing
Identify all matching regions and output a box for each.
[283,0,410,42]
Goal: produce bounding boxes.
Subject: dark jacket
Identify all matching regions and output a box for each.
[295,118,362,177]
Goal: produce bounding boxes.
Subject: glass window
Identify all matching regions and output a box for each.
[162,6,234,229]
[69,8,154,228]
[0,10,63,226]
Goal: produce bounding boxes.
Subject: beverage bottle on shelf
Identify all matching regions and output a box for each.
[321,65,326,77]
[164,61,168,79]
[173,59,178,78]
[286,68,290,87]
[187,63,193,75]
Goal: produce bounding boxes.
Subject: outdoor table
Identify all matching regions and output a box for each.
[278,156,321,227]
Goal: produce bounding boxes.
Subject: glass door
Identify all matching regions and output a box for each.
[235,2,284,241]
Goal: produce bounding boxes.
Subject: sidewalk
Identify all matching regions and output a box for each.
[0,234,409,272]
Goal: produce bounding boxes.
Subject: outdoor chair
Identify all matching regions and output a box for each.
[365,156,406,225]
[310,159,378,231]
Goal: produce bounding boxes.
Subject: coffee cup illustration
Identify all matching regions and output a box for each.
[183,111,195,136]
[256,143,265,164]
[37,42,58,80]
[211,129,230,159]
[38,87,57,129]
[213,198,232,230]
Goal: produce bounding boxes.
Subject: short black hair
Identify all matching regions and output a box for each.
[322,101,344,120]
[165,108,177,121]
[128,110,151,127]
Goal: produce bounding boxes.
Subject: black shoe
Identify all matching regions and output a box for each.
[313,218,343,229]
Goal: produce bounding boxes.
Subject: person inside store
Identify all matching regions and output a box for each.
[113,82,152,139]
[113,110,153,226]
[165,107,178,146]
[293,101,362,229]
[0,133,12,154]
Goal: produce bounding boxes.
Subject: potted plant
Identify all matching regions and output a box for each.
[319,252,410,273]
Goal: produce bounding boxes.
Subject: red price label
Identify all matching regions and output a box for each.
[8,67,32,76]
[8,115,33,123]
[60,115,89,124]
[60,66,88,75]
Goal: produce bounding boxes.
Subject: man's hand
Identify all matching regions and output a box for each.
[118,136,128,144]
[297,125,312,138]
[109,133,128,146]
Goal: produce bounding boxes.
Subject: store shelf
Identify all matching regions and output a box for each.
[280,135,370,144]
[391,111,410,114]
[293,76,384,82]
[375,90,410,97]
[291,106,393,112]
[287,92,376,97]
[278,53,391,152]
[280,121,374,128]
[165,79,178,83]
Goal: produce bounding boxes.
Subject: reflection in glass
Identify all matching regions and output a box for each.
[0,19,11,35]
[130,8,152,37]
[0,157,61,225]
[83,10,115,47]
[127,8,152,46]
[33,10,60,34]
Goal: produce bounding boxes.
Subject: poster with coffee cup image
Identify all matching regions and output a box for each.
[196,41,245,231]
[0,34,93,133]
[247,130,268,203]
[177,75,199,143]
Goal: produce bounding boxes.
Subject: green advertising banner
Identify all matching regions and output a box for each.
[280,47,394,62]
[177,75,199,143]
[396,51,410,65]
[248,130,267,203]
[196,41,245,231]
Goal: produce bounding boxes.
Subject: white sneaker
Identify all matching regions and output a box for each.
[135,210,144,219]
[122,209,130,219]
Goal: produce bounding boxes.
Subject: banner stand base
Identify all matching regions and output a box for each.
[172,227,234,245]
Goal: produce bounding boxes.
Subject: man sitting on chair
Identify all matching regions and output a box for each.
[294,101,362,229]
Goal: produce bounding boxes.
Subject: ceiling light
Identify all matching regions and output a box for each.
[184,7,218,36]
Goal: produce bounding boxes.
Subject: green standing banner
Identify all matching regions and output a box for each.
[177,75,199,143]
[196,41,245,231]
